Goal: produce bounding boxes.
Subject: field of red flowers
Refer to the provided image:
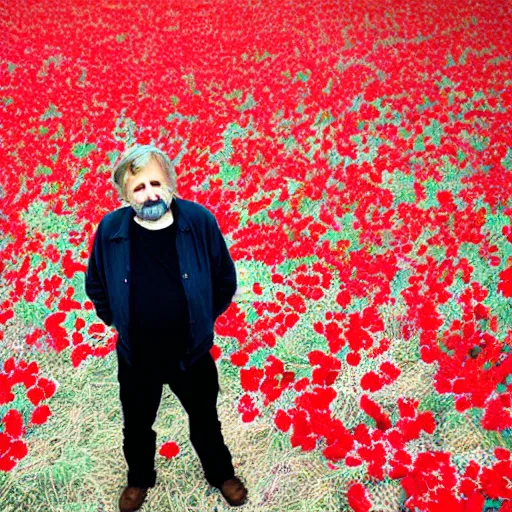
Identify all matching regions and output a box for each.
[1,0,512,510]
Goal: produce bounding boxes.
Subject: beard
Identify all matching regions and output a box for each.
[131,195,173,222]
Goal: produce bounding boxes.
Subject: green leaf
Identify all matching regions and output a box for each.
[218,162,241,184]
[247,347,273,369]
[294,70,311,82]
[382,169,417,205]
[34,165,52,176]
[72,143,97,159]
[413,134,425,152]
[424,119,444,146]
[40,104,62,121]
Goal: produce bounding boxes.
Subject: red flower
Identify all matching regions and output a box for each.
[237,394,260,423]
[159,441,180,459]
[71,343,93,368]
[495,447,511,460]
[346,352,361,366]
[293,377,309,392]
[322,436,351,461]
[455,396,472,412]
[38,378,57,400]
[360,371,384,392]
[417,411,436,434]
[274,409,292,432]
[353,424,371,445]
[0,433,10,453]
[253,283,263,295]
[481,460,512,499]
[0,375,15,405]
[8,440,28,460]
[230,351,249,367]
[500,501,512,512]
[360,395,391,431]
[210,344,221,361]
[27,386,46,406]
[3,410,24,438]
[347,483,372,512]
[482,393,512,430]
[379,361,400,383]
[3,358,15,373]
[30,405,52,425]
[397,397,419,418]
[0,455,16,472]
[240,367,264,392]
[345,456,363,467]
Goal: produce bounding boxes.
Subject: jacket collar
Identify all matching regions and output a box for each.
[108,197,190,241]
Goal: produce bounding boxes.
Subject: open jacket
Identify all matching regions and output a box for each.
[84,197,237,372]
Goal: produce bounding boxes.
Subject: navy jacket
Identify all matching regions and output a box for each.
[84,197,237,372]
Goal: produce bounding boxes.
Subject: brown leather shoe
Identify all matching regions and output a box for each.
[219,477,248,507]
[119,486,148,512]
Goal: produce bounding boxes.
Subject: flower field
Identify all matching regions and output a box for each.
[1,0,512,510]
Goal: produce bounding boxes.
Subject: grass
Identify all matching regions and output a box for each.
[0,340,349,511]
[0,284,508,511]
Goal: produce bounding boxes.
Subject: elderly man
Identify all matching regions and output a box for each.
[84,145,248,511]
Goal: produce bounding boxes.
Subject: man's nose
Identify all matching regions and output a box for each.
[147,189,159,201]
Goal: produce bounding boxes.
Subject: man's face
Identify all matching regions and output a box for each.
[124,158,175,222]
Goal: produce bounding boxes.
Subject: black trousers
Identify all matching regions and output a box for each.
[117,350,235,489]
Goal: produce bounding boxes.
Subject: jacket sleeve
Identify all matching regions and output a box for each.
[209,215,237,322]
[84,220,114,327]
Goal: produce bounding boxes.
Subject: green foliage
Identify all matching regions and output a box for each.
[350,133,384,164]
[40,104,62,120]
[217,162,242,184]
[0,384,34,428]
[484,499,502,510]
[423,119,444,146]
[348,94,364,112]
[71,167,91,192]
[13,299,51,330]
[20,200,78,239]
[389,268,412,301]
[209,121,252,164]
[59,504,98,512]
[71,143,97,159]
[276,255,318,275]
[382,169,417,206]
[413,134,426,152]
[247,347,273,369]
[236,93,256,111]
[41,181,60,194]
[317,211,362,251]
[294,70,311,82]
[327,147,345,168]
[34,165,52,176]
[419,393,454,415]
[42,445,95,487]
[485,211,511,237]
[106,150,121,166]
[502,148,512,171]
[419,177,444,209]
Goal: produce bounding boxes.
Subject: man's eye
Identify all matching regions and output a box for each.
[135,183,160,191]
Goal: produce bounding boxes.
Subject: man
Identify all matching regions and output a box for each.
[84,145,248,511]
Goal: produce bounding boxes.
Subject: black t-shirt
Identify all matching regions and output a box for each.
[128,199,190,374]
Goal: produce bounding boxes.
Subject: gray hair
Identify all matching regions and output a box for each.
[112,145,180,202]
